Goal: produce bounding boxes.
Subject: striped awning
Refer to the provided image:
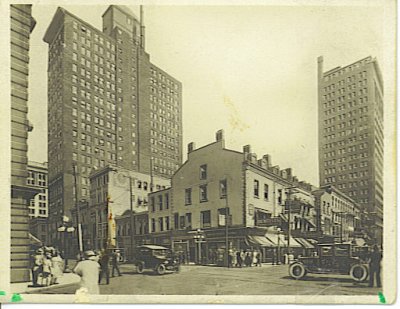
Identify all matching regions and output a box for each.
[245,235,275,248]
[294,237,315,249]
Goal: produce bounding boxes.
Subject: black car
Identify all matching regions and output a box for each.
[288,243,369,282]
[134,245,180,275]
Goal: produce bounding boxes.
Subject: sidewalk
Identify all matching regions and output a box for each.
[11,272,81,294]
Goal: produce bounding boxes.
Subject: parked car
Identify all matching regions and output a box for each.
[134,244,180,275]
[288,242,369,282]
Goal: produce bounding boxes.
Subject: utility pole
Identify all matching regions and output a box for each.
[225,180,229,268]
[73,164,83,256]
[129,175,134,260]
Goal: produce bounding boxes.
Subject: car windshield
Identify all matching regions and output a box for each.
[320,245,333,256]
[152,249,171,258]
[334,244,349,256]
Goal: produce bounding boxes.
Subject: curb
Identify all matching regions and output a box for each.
[25,280,79,294]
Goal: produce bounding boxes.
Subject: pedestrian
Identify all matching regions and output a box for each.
[41,252,52,286]
[244,252,252,267]
[50,250,64,285]
[111,250,122,277]
[256,252,262,267]
[235,251,242,267]
[368,245,382,288]
[30,248,44,287]
[73,250,100,294]
[98,249,110,285]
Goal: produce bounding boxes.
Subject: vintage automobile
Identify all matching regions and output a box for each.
[288,242,369,282]
[134,244,180,275]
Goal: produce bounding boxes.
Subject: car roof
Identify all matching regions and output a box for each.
[138,245,169,250]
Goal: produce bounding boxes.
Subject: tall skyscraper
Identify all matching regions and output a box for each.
[43,6,182,245]
[317,56,383,243]
[10,4,38,282]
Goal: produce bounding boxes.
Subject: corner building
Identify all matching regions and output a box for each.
[43,6,182,246]
[10,4,38,282]
[317,56,383,243]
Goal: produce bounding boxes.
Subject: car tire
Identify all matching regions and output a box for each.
[156,264,166,275]
[136,262,144,274]
[350,264,368,282]
[289,263,307,280]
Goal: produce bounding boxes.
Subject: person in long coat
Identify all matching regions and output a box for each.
[73,250,100,294]
[50,250,64,285]
[368,245,382,287]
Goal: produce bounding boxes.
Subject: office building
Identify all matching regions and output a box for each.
[10,4,38,282]
[27,161,49,245]
[317,56,383,243]
[43,5,182,244]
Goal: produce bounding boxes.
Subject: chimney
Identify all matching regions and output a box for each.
[257,158,267,169]
[216,129,224,142]
[188,142,195,153]
[249,153,257,163]
[243,145,251,155]
[263,154,271,168]
[285,168,292,180]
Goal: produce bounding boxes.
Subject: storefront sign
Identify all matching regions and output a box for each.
[256,217,282,227]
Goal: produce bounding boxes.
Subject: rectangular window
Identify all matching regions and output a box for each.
[264,184,269,200]
[200,210,211,228]
[220,179,227,198]
[159,217,164,232]
[179,215,185,229]
[199,185,208,202]
[174,213,179,230]
[278,189,283,204]
[151,197,155,212]
[185,188,192,205]
[165,193,169,209]
[158,195,163,211]
[165,217,170,230]
[254,180,259,197]
[151,218,156,232]
[200,164,207,179]
[218,208,231,226]
[186,213,192,230]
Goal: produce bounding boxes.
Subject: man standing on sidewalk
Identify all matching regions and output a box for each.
[111,250,122,277]
[73,250,100,294]
[98,249,110,285]
[368,245,382,288]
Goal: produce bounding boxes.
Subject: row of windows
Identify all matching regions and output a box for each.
[323,62,369,81]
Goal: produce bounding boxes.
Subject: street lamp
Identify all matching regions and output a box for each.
[193,229,205,265]
[276,228,282,265]
[57,215,75,272]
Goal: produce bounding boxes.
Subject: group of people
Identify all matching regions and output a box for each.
[230,250,262,268]
[73,249,122,294]
[31,247,64,287]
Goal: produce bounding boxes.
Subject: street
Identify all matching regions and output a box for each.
[36,263,381,295]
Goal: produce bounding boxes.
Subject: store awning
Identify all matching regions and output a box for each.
[303,218,316,228]
[294,237,315,249]
[265,233,302,248]
[29,233,42,245]
[245,235,275,248]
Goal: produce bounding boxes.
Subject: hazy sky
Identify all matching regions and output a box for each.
[27,1,385,186]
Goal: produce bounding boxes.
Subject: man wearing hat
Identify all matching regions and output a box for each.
[30,248,44,287]
[73,250,100,294]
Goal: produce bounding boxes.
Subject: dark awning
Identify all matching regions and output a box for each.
[245,235,275,247]
[294,237,315,249]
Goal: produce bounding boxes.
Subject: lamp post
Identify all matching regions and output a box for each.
[277,227,282,265]
[57,215,75,272]
[193,229,205,264]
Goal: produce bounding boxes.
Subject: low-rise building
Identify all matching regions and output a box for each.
[148,130,317,264]
[86,165,170,253]
[313,185,362,242]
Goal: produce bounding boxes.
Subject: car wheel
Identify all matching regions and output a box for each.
[136,262,144,274]
[350,264,368,282]
[289,263,307,280]
[156,263,166,275]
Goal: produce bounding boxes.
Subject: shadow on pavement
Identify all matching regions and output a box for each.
[281,275,356,284]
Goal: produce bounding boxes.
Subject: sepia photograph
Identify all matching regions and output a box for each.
[1,0,396,304]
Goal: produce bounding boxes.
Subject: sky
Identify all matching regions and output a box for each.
[27,1,386,186]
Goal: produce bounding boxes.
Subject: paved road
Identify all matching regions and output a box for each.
[37,263,381,295]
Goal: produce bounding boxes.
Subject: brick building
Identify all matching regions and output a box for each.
[317,56,383,244]
[43,5,182,246]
